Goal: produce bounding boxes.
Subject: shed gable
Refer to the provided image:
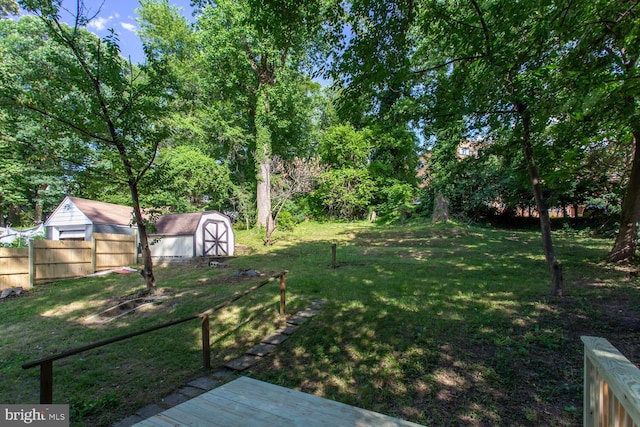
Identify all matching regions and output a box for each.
[45,197,92,227]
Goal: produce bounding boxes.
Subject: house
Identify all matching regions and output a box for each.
[46,197,235,258]
[457,140,480,158]
[45,196,137,241]
[149,211,235,258]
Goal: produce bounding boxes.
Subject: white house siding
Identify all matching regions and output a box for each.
[45,197,139,242]
[150,235,194,258]
[46,201,91,239]
[45,199,91,227]
[49,226,88,241]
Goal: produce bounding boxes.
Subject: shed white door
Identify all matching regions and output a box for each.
[202,219,229,256]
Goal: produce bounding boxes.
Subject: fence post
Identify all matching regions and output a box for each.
[40,361,53,404]
[133,229,139,265]
[28,240,35,288]
[331,243,337,269]
[91,236,97,273]
[201,315,211,370]
[279,272,287,316]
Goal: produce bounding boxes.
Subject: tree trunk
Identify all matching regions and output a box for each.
[129,182,156,291]
[33,184,47,224]
[255,90,274,243]
[431,193,450,223]
[256,157,274,233]
[608,129,640,262]
[518,103,563,296]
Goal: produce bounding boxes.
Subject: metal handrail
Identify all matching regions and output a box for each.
[22,270,288,404]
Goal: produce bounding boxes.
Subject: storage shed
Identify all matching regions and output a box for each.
[149,211,235,258]
[45,196,137,241]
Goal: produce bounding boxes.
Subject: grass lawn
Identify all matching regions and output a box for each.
[1,220,638,426]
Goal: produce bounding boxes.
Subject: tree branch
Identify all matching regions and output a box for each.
[4,94,113,143]
[412,55,486,74]
[469,0,491,57]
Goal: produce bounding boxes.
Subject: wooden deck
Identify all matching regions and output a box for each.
[134,376,424,426]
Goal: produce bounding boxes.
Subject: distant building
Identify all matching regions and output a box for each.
[45,196,234,257]
[150,211,235,258]
[45,196,136,241]
[456,141,480,158]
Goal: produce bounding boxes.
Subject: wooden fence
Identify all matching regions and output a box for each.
[582,336,640,427]
[0,247,29,289]
[0,233,137,290]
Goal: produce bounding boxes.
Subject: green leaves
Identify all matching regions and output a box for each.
[312,168,376,220]
[319,124,371,168]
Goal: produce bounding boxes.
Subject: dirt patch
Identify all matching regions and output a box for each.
[85,295,169,324]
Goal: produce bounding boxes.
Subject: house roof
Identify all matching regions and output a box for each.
[69,197,134,226]
[152,212,203,236]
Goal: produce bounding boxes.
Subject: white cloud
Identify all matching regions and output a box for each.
[87,16,111,31]
[120,22,137,33]
[86,13,120,31]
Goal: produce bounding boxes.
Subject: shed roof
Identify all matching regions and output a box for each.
[69,197,133,226]
[152,212,203,236]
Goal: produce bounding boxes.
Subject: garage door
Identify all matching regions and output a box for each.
[58,229,85,240]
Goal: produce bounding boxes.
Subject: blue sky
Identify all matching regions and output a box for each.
[44,1,195,64]
[20,1,333,84]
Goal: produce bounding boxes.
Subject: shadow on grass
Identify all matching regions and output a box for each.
[0,265,292,426]
[2,221,638,427]
[241,222,639,427]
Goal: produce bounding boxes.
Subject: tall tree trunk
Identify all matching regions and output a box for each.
[255,90,274,242]
[518,103,563,296]
[33,184,47,224]
[129,182,156,291]
[608,129,640,262]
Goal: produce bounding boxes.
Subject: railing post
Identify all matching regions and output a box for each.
[331,243,337,269]
[583,341,592,427]
[279,272,286,316]
[201,315,211,370]
[40,361,53,404]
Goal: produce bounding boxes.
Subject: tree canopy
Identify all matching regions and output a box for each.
[1,0,638,287]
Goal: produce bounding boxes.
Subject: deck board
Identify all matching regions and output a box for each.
[135,377,423,427]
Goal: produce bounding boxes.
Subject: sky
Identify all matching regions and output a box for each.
[19,0,333,83]
[26,0,196,64]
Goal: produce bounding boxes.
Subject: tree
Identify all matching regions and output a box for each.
[311,123,376,219]
[416,0,568,294]
[0,0,18,17]
[194,0,331,241]
[0,16,85,225]
[558,0,640,262]
[271,156,325,229]
[144,145,234,212]
[312,168,376,220]
[7,1,171,290]
[139,0,328,243]
[333,0,569,294]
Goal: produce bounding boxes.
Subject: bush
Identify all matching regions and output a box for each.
[310,168,376,220]
[276,211,295,232]
[376,181,416,222]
